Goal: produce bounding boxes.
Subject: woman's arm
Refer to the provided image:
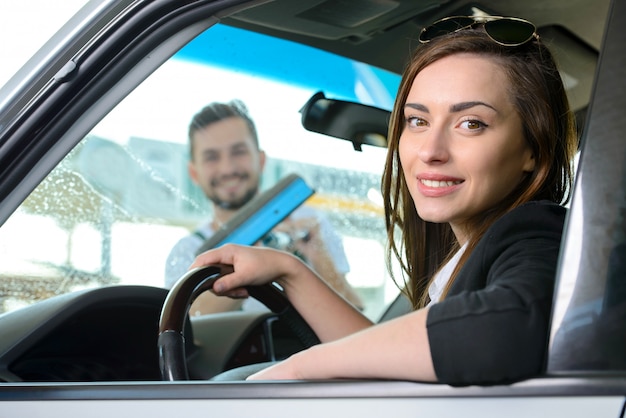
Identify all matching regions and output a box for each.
[248,307,436,381]
[191,244,373,342]
[250,202,565,383]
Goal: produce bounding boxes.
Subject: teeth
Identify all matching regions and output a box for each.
[421,179,460,188]
[220,179,240,187]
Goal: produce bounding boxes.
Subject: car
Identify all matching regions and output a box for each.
[0,0,624,416]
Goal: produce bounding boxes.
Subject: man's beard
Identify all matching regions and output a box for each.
[206,177,259,211]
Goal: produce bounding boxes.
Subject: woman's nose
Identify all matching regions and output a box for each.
[417,128,449,164]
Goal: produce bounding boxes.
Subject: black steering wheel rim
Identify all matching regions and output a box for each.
[158,264,320,381]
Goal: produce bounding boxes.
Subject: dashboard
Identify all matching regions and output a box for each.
[0,285,302,383]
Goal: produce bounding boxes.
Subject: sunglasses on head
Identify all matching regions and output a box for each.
[419,16,538,46]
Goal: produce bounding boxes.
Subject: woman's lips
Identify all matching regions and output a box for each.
[420,179,462,188]
[416,176,463,197]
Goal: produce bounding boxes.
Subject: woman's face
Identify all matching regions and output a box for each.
[399,53,535,243]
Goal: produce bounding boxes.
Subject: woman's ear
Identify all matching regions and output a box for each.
[523,151,536,173]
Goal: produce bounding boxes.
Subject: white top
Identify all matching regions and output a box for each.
[428,243,468,306]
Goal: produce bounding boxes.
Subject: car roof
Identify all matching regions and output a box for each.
[221,0,607,116]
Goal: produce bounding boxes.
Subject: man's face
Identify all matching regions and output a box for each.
[188,117,265,211]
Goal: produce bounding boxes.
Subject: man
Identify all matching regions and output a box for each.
[165,100,362,314]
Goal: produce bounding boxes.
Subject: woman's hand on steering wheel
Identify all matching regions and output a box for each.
[190,244,308,297]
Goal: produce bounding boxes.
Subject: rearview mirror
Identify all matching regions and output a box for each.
[300,92,390,151]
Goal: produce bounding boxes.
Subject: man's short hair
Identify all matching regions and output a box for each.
[188,100,259,158]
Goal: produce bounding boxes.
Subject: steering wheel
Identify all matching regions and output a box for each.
[158,264,320,381]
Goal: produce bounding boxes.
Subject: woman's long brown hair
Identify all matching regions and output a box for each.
[382,30,578,309]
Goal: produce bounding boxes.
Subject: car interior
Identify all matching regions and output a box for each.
[0,0,624,413]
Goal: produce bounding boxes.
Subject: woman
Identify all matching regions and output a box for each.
[191,16,578,385]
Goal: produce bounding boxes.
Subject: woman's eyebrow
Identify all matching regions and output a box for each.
[404,103,429,112]
[450,101,497,113]
[405,101,498,113]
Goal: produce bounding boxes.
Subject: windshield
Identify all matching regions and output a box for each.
[0,21,402,320]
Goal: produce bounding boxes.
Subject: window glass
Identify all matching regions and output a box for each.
[0,23,402,320]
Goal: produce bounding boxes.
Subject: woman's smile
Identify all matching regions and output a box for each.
[417,175,464,197]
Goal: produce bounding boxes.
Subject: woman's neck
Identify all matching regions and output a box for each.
[449,223,469,246]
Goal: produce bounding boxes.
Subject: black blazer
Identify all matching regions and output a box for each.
[426,200,566,385]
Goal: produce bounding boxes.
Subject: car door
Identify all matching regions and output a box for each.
[0,0,624,416]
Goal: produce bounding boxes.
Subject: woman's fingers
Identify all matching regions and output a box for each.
[213,286,249,298]
[190,243,237,270]
[190,244,293,293]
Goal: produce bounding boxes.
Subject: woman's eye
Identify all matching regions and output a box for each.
[406,116,427,128]
[460,119,486,131]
